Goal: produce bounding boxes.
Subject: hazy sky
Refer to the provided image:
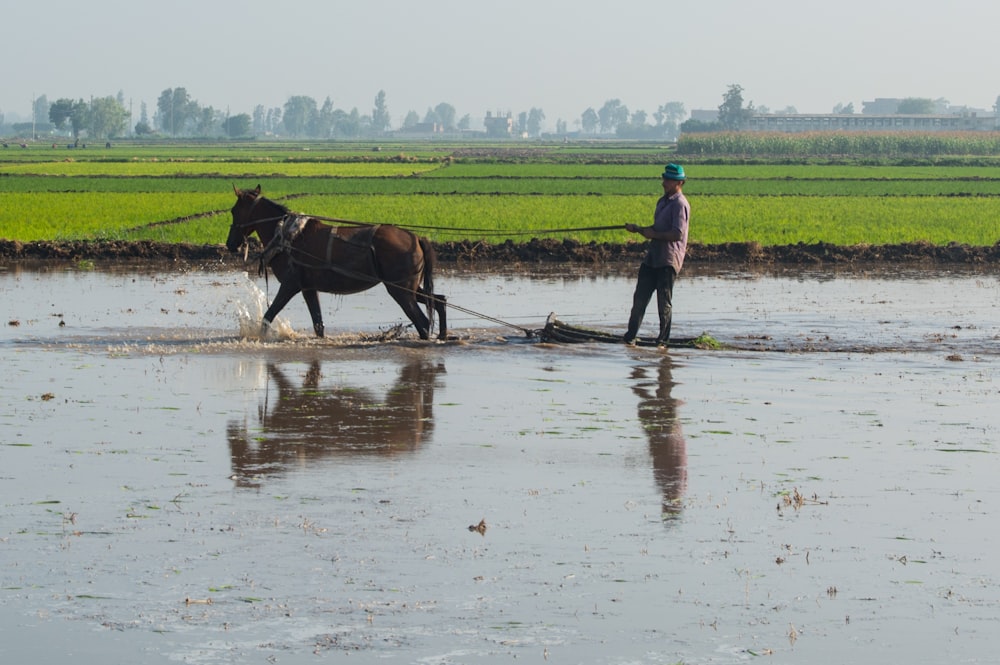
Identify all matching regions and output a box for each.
[4,0,999,129]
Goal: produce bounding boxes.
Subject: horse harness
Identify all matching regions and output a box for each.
[257,213,390,283]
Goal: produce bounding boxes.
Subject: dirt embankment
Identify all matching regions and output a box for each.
[2,238,1000,266]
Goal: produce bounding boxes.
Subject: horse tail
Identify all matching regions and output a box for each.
[418,235,437,322]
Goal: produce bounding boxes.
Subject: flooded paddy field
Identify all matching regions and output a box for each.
[2,261,1000,664]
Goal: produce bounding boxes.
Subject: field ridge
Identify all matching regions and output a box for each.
[3,237,999,266]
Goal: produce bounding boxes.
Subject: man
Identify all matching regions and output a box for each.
[623,163,690,347]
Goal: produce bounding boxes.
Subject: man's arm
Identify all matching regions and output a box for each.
[625,223,681,241]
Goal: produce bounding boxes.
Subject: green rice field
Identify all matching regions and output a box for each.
[2,140,1000,247]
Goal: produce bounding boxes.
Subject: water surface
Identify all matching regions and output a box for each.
[1,263,999,664]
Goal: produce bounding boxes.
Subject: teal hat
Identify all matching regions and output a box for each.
[661,163,685,180]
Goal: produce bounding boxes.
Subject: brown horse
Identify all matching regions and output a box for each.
[226,185,447,339]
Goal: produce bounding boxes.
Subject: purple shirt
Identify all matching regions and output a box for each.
[644,191,690,273]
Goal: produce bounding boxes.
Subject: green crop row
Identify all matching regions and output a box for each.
[0,142,453,163]
[0,192,229,241]
[5,188,1000,247]
[693,195,1000,246]
[0,160,440,178]
[5,167,1000,198]
[118,193,1000,248]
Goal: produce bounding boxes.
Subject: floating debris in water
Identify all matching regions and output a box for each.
[468,518,487,536]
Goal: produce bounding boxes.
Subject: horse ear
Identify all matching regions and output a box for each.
[233,183,239,196]
[254,184,261,195]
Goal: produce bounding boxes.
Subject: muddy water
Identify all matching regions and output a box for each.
[2,262,1000,665]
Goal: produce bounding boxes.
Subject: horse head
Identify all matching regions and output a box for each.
[226,184,263,252]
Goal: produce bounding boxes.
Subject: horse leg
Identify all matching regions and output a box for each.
[386,284,431,340]
[418,290,448,340]
[435,293,448,340]
[301,289,325,337]
[261,282,300,337]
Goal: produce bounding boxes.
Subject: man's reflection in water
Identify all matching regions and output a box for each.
[631,355,688,522]
[227,358,445,487]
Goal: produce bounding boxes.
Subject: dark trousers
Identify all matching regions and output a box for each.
[625,263,676,343]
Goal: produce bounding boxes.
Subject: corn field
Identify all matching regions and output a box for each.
[677,131,1000,158]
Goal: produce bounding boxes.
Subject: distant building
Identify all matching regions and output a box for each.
[861,98,903,115]
[746,112,998,133]
[410,122,443,134]
[484,111,513,138]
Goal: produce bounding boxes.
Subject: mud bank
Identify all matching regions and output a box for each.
[3,237,1000,266]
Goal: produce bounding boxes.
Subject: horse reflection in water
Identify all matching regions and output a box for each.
[227,359,445,487]
[631,356,688,522]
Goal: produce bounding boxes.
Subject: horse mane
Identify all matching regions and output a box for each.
[235,185,291,218]
[254,194,291,216]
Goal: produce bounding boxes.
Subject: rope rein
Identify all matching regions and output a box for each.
[233,195,627,237]
[304,213,626,237]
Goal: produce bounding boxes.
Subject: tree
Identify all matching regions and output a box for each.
[402,110,420,129]
[253,105,267,134]
[196,107,221,136]
[457,114,471,131]
[266,107,282,134]
[654,102,685,127]
[224,113,252,137]
[156,88,196,135]
[49,98,91,138]
[252,105,284,135]
[718,84,755,130]
[332,108,364,137]
[526,108,545,137]
[581,107,598,134]
[833,102,855,114]
[283,95,319,137]
[135,101,153,135]
[896,97,935,114]
[372,90,390,132]
[652,101,685,141]
[315,97,335,138]
[434,102,457,131]
[33,95,50,127]
[49,98,78,132]
[617,110,669,139]
[597,99,627,134]
[679,118,720,133]
[88,96,129,139]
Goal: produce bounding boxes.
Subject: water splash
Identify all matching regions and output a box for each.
[231,275,297,341]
